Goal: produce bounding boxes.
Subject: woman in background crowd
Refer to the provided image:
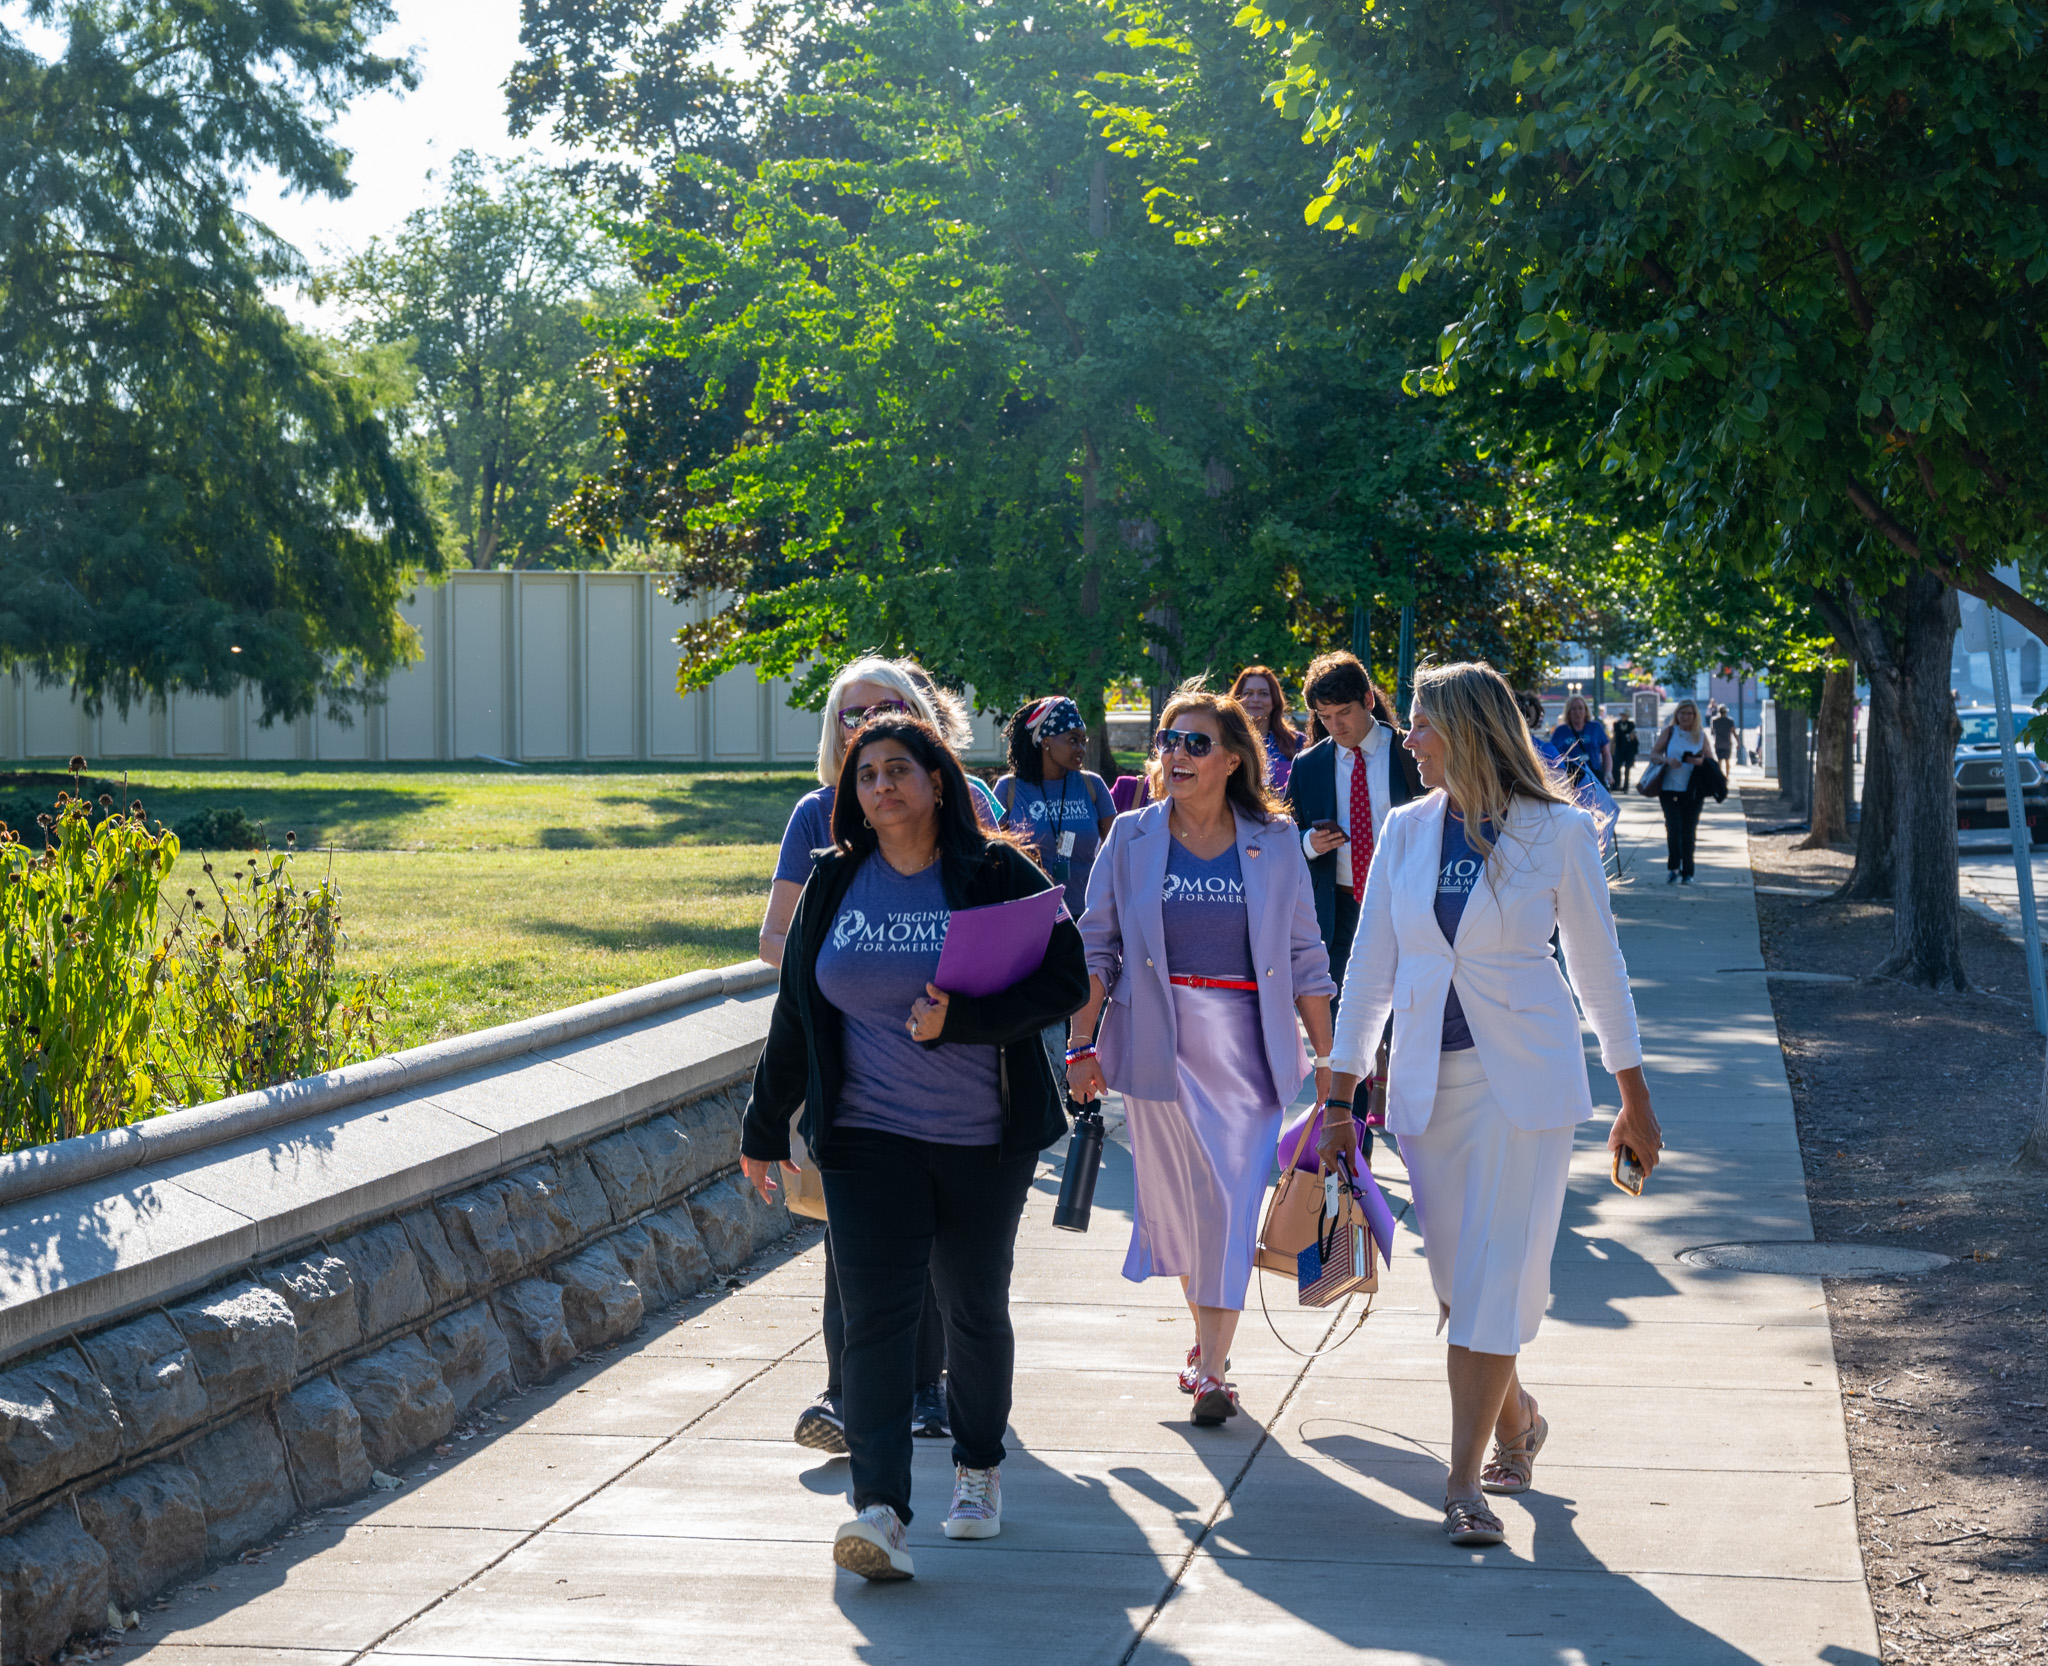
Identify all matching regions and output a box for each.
[1067,687,1335,1427]
[742,716,1087,1579]
[1323,660,1659,1548]
[994,697,1117,919]
[758,656,990,1456]
[1549,695,1610,787]
[1649,698,1711,884]
[1229,665,1303,791]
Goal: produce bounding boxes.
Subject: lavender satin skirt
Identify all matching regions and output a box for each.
[1120,985,1284,1310]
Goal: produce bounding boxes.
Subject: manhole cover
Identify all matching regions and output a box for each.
[1678,1241,1952,1277]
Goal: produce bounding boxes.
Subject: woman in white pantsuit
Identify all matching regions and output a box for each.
[1320,661,1664,1547]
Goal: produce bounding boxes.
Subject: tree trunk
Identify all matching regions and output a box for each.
[1776,703,1810,816]
[1798,668,1854,847]
[1842,573,1966,989]
[1841,660,1897,901]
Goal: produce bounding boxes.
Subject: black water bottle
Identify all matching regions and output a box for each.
[1052,1099,1105,1233]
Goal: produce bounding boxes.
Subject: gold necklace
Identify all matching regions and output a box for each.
[879,844,940,876]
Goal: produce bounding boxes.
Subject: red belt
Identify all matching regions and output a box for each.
[1169,974,1259,991]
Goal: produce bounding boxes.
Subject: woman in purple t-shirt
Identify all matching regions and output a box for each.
[739,717,1086,1579]
[756,656,997,1459]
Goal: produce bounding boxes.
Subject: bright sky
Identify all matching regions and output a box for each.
[246,1,574,301]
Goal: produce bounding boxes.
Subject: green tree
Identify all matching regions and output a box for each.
[0,0,437,724]
[1243,0,2048,986]
[325,153,627,571]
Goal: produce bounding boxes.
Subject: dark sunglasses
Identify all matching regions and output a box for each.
[1153,728,1216,758]
[837,698,911,731]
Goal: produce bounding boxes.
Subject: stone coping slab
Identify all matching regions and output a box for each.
[0,964,779,1212]
[0,973,778,1362]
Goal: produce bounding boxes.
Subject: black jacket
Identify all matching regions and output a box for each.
[740,841,1089,1166]
[1283,726,1425,946]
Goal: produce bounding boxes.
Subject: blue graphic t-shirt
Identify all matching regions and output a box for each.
[813,854,1002,1144]
[774,780,1001,886]
[1435,813,1492,1053]
[997,771,1116,915]
[1160,838,1255,982]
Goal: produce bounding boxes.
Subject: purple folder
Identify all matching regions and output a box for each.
[933,887,1066,998]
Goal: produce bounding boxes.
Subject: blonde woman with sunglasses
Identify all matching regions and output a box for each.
[1322,660,1662,1548]
[1066,684,1335,1427]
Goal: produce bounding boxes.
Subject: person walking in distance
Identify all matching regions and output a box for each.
[1549,694,1610,788]
[1320,660,1662,1547]
[757,657,993,1457]
[742,716,1087,1579]
[1609,710,1640,788]
[1066,686,1335,1426]
[1283,651,1423,1000]
[1710,702,1737,773]
[1230,665,1304,791]
[1650,699,1711,884]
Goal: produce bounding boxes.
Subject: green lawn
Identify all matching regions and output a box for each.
[19,755,1153,1053]
[78,760,819,851]
[21,762,810,1050]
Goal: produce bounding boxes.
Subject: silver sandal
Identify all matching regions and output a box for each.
[1443,1495,1505,1546]
[1481,1412,1549,1495]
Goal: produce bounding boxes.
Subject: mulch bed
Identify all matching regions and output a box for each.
[1740,786,2048,1660]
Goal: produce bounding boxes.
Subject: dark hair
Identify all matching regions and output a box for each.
[1228,666,1302,760]
[1302,650,1399,741]
[1303,651,1372,713]
[832,716,1039,880]
[1002,703,1048,785]
[1513,689,1546,731]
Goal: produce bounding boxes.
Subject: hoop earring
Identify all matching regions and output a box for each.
[935,791,944,808]
[862,816,873,829]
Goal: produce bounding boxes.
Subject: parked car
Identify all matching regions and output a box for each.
[1954,708,2048,835]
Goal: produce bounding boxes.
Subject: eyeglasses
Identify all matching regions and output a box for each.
[837,699,911,732]
[1153,728,1216,758]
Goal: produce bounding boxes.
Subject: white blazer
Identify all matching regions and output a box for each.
[1330,792,1642,1135]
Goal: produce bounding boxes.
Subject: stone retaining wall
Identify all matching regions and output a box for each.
[0,969,784,1663]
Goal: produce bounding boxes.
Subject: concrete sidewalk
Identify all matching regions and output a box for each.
[127,789,1877,1666]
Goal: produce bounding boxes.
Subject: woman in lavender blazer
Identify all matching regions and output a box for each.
[1066,687,1336,1428]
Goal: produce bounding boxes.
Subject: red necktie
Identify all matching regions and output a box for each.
[1349,745,1374,902]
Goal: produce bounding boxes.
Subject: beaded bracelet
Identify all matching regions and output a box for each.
[1064,1043,1098,1063]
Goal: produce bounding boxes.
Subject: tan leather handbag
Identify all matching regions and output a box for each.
[1255,1115,1325,1274]
[782,1108,828,1222]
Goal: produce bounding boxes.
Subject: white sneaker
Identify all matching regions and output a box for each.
[942,1464,1002,1539]
[833,1503,915,1580]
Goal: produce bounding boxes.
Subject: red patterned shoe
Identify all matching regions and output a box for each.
[1190,1375,1240,1427]
[1178,1344,1232,1394]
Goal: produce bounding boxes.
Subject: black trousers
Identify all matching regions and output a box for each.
[821,1128,1037,1523]
[821,1232,944,1395]
[1328,886,1362,1001]
[1659,789,1703,876]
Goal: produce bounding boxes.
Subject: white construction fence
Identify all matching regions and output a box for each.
[0,572,1002,767]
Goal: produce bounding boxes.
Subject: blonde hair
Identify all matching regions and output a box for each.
[1145,679,1286,821]
[1411,661,1571,871]
[1563,694,1590,727]
[1672,699,1702,734]
[813,656,966,786]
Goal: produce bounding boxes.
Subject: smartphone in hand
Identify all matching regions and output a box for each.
[1311,819,1349,842]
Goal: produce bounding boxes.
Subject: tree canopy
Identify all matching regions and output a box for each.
[0,0,439,723]
[324,153,629,572]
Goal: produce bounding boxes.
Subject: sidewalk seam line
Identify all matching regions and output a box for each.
[340,1320,823,1665]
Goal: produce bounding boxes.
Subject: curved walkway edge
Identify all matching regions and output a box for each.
[125,787,1879,1666]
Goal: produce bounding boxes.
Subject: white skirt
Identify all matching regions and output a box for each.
[1396,1049,1575,1355]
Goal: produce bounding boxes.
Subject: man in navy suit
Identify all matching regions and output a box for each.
[1283,651,1423,1000]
